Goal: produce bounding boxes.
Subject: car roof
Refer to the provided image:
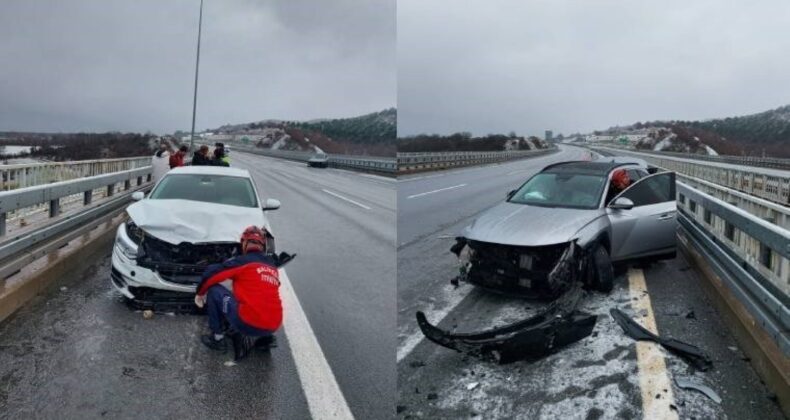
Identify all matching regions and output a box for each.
[167,166,251,178]
[592,156,649,168]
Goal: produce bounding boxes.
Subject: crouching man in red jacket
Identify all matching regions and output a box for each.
[194,226,282,354]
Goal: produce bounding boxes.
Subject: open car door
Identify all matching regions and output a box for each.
[606,171,677,261]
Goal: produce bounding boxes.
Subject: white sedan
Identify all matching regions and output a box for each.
[111,166,281,301]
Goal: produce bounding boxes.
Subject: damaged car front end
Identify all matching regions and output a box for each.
[452,238,589,300]
[110,167,290,311]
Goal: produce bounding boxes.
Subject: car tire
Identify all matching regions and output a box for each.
[591,244,614,293]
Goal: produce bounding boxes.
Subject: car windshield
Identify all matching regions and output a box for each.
[149,174,258,207]
[508,172,606,209]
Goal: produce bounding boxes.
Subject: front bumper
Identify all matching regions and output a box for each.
[417,284,596,364]
[110,224,197,300]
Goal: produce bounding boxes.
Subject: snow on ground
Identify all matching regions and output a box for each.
[271,135,291,150]
[652,135,676,152]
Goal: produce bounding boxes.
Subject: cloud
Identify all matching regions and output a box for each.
[397,0,790,136]
[0,0,395,133]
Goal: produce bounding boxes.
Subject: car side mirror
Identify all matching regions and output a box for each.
[131,191,145,201]
[609,197,634,210]
[262,198,281,211]
[507,190,516,200]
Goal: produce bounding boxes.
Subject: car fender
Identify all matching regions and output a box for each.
[571,214,611,251]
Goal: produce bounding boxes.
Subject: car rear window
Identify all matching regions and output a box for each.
[149,174,258,207]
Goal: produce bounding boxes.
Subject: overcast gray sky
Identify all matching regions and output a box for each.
[0,0,395,134]
[398,0,790,137]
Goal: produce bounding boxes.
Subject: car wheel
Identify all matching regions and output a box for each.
[591,244,614,293]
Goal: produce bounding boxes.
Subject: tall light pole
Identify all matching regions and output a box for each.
[189,0,204,152]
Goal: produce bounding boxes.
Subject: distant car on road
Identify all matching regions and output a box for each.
[452,159,676,299]
[307,152,329,168]
[110,166,282,306]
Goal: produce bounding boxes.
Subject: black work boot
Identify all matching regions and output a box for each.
[201,334,227,352]
[254,335,278,350]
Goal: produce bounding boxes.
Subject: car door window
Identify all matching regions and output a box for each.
[615,172,675,207]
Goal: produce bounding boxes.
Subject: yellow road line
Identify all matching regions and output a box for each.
[627,268,678,420]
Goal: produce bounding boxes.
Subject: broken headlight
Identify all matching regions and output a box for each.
[125,220,144,245]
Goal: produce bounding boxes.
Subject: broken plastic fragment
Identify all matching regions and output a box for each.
[675,377,722,404]
[416,284,597,364]
[610,308,712,371]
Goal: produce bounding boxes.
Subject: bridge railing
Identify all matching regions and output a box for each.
[591,142,790,170]
[0,167,152,240]
[677,181,789,356]
[592,146,790,206]
[397,147,558,173]
[0,156,152,191]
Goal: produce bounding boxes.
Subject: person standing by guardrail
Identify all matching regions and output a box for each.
[212,142,230,166]
[192,145,212,166]
[169,145,188,169]
[151,143,171,184]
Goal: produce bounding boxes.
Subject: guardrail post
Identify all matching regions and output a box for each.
[0,213,5,236]
[124,180,131,191]
[107,184,114,197]
[147,174,152,182]
[84,190,92,205]
[49,199,60,217]
[137,176,143,186]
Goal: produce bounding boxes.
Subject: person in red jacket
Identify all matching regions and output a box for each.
[169,145,188,169]
[194,226,282,353]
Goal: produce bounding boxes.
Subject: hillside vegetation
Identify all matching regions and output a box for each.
[398,132,548,153]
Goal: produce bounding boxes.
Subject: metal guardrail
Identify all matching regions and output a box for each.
[592,143,790,170]
[397,147,558,173]
[0,156,152,191]
[677,181,789,355]
[0,167,152,238]
[227,144,397,174]
[593,146,790,206]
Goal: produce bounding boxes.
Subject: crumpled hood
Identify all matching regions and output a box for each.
[127,199,267,245]
[463,202,603,246]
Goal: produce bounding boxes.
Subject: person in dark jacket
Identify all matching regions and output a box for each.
[212,143,230,167]
[194,226,282,353]
[169,145,188,169]
[192,145,212,166]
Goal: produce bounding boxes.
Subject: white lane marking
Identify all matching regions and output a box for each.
[398,173,448,182]
[396,283,473,362]
[322,188,372,210]
[506,169,533,176]
[627,268,678,420]
[274,170,296,180]
[407,184,467,199]
[358,173,397,183]
[280,269,355,420]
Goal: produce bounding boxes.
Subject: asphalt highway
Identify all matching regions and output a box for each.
[0,151,396,419]
[397,144,784,419]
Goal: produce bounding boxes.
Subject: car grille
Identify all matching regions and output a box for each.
[467,240,569,297]
[136,234,238,285]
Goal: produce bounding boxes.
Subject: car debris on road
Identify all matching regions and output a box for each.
[416,284,597,364]
[675,376,722,404]
[610,308,712,371]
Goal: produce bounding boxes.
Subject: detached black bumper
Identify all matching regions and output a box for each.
[416,284,596,364]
